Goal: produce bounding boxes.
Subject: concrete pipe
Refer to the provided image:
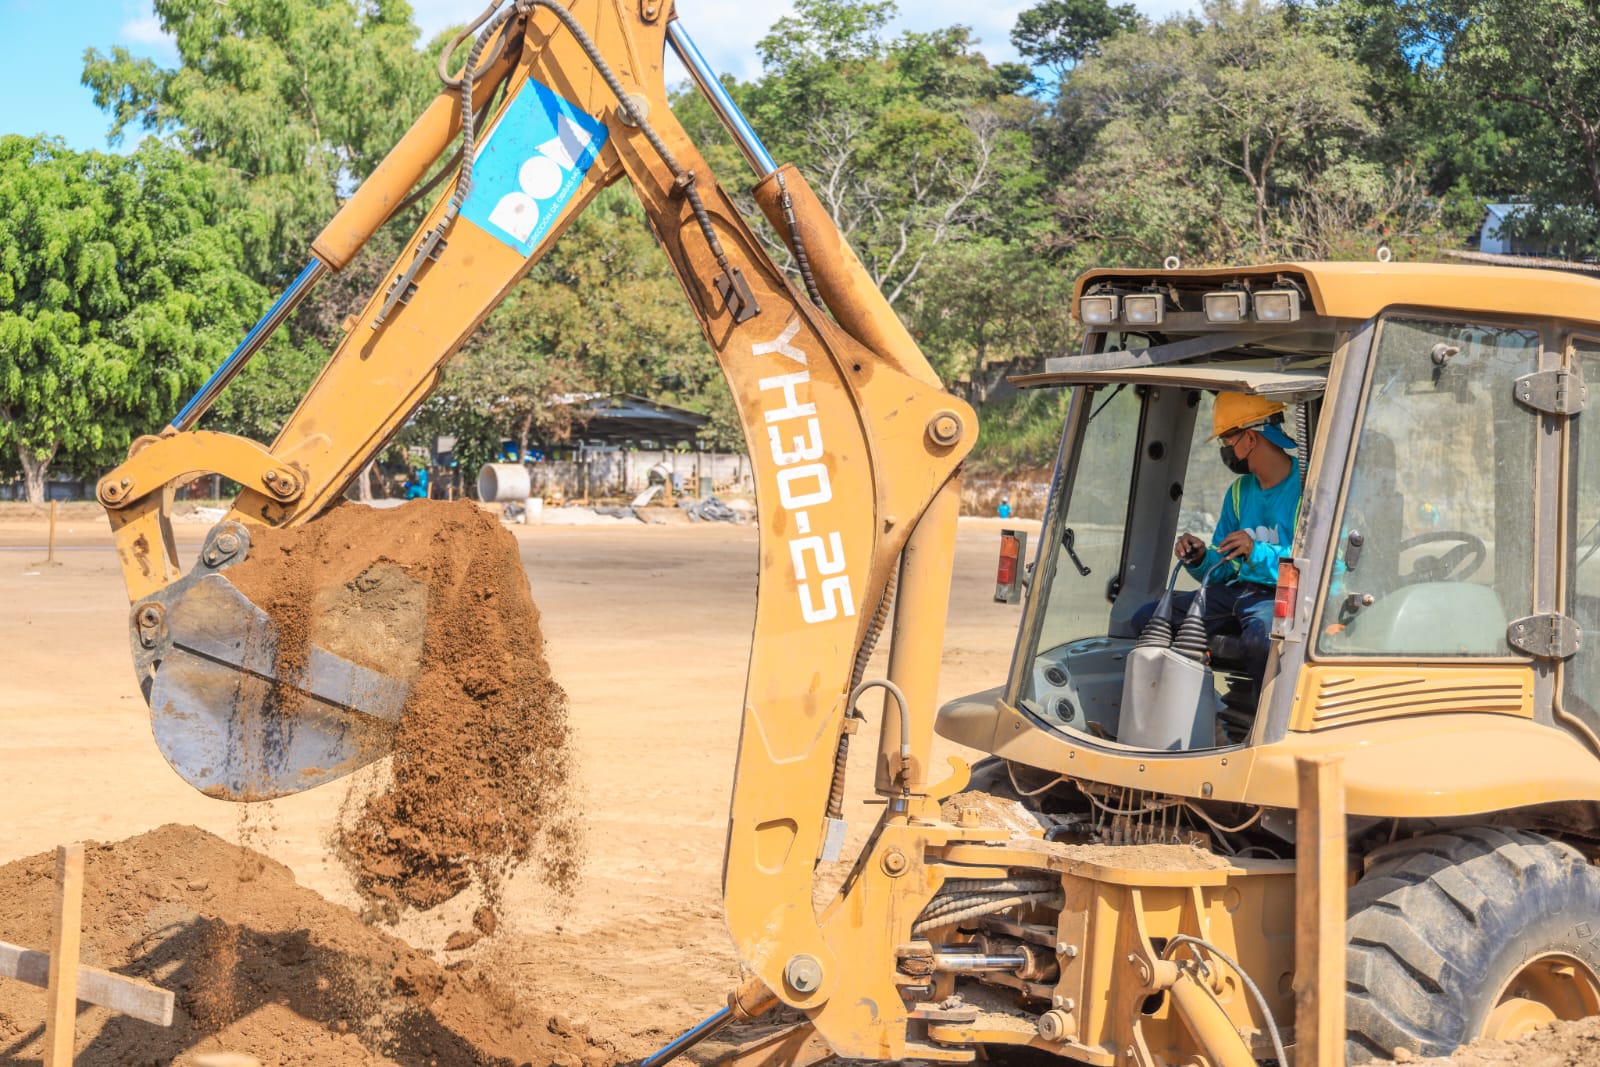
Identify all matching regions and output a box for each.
[478,463,531,503]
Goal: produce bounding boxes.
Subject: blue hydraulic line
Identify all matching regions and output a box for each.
[170,258,329,432]
[666,21,777,179]
[640,1005,734,1067]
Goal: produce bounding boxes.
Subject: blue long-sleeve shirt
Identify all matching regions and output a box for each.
[1187,460,1302,587]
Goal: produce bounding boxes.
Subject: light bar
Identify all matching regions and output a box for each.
[1078,294,1119,325]
[1121,293,1165,326]
[1253,288,1301,323]
[1204,290,1249,323]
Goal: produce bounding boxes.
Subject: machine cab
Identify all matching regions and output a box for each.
[938,263,1600,816]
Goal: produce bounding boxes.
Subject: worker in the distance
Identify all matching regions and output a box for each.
[1133,393,1302,690]
[997,494,1012,519]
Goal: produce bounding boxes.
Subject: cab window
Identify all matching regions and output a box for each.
[1563,337,1600,734]
[1317,316,1538,657]
[1029,384,1142,657]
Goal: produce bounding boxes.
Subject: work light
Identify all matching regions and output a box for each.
[1253,289,1301,323]
[1204,290,1249,323]
[1078,294,1119,325]
[1121,293,1165,326]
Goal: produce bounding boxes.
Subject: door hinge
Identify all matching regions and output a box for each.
[1514,367,1588,415]
[1507,613,1582,659]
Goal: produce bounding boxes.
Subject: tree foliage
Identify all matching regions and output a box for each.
[38,0,1600,492]
[1048,0,1427,263]
[83,0,438,276]
[1011,0,1144,89]
[746,1,1043,306]
[0,136,268,501]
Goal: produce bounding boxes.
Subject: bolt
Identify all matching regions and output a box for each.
[1051,996,1076,1011]
[120,478,131,488]
[880,849,908,876]
[926,410,964,447]
[137,605,162,628]
[203,549,221,567]
[1056,942,1078,958]
[784,954,823,995]
[263,470,277,482]
[1036,1008,1074,1043]
[1128,954,1159,988]
[214,532,241,555]
[1202,782,1214,798]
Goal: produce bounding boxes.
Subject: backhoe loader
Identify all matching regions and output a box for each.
[95,1,1600,1063]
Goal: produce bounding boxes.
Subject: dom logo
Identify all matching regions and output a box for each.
[460,80,608,257]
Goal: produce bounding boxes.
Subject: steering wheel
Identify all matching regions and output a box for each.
[1399,530,1487,583]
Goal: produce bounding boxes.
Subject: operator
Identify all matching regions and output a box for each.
[1133,394,1302,691]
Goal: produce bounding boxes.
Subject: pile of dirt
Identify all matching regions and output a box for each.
[0,825,616,1066]
[225,499,581,914]
[1404,1016,1600,1065]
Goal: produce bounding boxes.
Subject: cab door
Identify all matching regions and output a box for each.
[1559,335,1600,748]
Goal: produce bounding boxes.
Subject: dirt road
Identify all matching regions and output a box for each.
[0,503,1033,1056]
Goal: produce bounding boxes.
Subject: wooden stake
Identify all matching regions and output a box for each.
[43,843,84,1067]
[1294,756,1346,1067]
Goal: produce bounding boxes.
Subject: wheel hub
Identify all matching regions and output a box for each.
[1482,954,1600,1042]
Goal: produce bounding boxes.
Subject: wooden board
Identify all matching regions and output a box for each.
[0,941,175,1027]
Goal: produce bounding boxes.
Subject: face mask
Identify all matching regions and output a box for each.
[1219,442,1251,475]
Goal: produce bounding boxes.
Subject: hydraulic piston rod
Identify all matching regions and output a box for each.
[666,20,777,178]
[640,1006,734,1067]
[169,259,328,432]
[931,951,1028,973]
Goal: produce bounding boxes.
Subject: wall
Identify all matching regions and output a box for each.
[524,449,754,499]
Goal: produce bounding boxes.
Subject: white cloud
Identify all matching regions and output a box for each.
[116,4,178,61]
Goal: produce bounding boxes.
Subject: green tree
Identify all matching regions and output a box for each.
[82,0,439,277]
[1011,0,1144,90]
[1310,0,1600,253]
[906,239,1076,396]
[0,136,268,502]
[1053,0,1383,263]
[747,0,1043,307]
[1425,0,1600,248]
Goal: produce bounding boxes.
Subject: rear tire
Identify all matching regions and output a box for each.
[1345,826,1600,1063]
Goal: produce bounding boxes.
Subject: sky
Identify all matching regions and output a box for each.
[0,0,1197,153]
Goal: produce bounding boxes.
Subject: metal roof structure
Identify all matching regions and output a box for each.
[560,393,710,447]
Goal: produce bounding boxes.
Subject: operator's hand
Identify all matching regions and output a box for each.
[1217,530,1256,561]
[1175,533,1207,563]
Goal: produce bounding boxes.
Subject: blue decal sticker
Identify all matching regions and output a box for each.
[459,80,608,257]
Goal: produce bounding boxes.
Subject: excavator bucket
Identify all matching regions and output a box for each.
[132,521,422,801]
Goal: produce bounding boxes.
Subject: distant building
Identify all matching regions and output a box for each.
[1477,202,1548,257]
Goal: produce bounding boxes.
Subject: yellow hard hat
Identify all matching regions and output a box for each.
[1211,393,1285,440]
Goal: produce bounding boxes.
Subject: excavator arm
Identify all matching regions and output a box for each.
[99,1,975,1058]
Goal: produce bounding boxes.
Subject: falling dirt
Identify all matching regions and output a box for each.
[225,499,582,915]
[0,825,617,1066]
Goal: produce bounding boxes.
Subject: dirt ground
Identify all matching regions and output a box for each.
[0,502,1028,1063]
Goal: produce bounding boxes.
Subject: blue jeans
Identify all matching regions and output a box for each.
[1131,582,1275,686]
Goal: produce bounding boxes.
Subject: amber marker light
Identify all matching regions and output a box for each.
[1275,559,1299,619]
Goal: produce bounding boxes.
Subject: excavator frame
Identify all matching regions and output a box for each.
[91,2,1600,1065]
